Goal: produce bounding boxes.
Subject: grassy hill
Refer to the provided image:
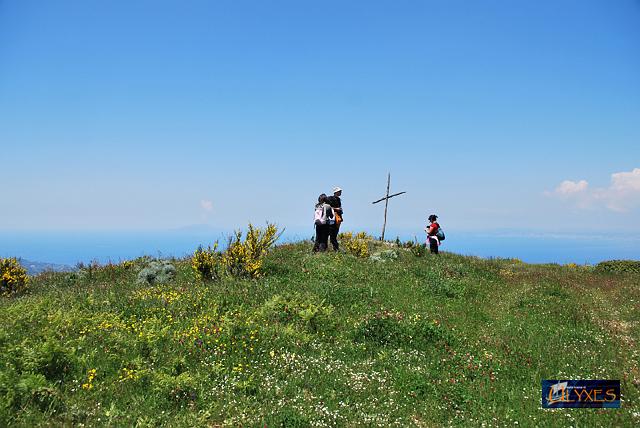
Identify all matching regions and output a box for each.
[1,240,638,427]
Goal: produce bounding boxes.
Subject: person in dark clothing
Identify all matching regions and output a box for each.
[425,214,440,254]
[313,194,332,252]
[326,187,343,251]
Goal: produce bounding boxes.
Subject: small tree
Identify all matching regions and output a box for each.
[222,223,280,278]
[338,231,371,258]
[192,223,281,281]
[191,243,222,282]
[1,257,29,296]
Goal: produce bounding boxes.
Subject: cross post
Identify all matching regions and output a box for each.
[372,173,406,241]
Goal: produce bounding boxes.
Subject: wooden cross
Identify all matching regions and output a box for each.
[372,173,406,241]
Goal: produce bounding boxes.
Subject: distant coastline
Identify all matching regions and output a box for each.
[17,259,77,276]
[2,229,638,269]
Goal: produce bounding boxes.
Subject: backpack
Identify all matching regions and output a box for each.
[314,204,334,225]
[314,206,324,225]
[436,227,445,241]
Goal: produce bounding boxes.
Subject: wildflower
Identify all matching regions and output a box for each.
[82,369,97,390]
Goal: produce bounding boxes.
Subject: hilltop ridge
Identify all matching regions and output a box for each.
[1,240,638,426]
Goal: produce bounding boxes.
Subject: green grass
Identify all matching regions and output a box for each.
[1,241,639,427]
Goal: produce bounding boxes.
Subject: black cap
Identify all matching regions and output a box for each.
[428,214,438,221]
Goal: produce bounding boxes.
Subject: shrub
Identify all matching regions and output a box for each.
[152,372,197,405]
[1,372,62,414]
[1,257,29,296]
[75,260,101,281]
[35,341,77,382]
[339,231,371,258]
[421,270,466,297]
[136,260,177,285]
[354,310,405,346]
[354,311,445,349]
[410,243,427,257]
[120,260,135,270]
[222,223,280,278]
[405,240,418,248]
[264,408,310,427]
[595,260,640,274]
[191,243,222,282]
[370,249,399,262]
[258,293,337,334]
[395,237,422,249]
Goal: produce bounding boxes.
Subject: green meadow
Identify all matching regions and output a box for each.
[1,240,638,427]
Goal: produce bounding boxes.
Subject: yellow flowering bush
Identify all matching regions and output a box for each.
[338,231,371,258]
[222,223,280,278]
[1,257,29,296]
[191,242,222,281]
[191,224,280,280]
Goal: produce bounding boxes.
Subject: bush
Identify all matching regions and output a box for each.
[0,372,63,415]
[354,310,406,346]
[191,243,222,282]
[75,260,101,281]
[369,249,399,262]
[595,260,640,274]
[222,223,280,278]
[264,408,310,427]
[1,257,29,296]
[35,342,76,382]
[354,311,445,349]
[339,231,371,258]
[152,372,197,405]
[410,244,427,257]
[395,238,422,249]
[421,269,466,297]
[258,293,337,334]
[136,260,177,285]
[120,260,135,270]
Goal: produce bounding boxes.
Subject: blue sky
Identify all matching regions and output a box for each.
[1,0,639,235]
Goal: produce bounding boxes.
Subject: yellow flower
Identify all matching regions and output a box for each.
[82,369,97,389]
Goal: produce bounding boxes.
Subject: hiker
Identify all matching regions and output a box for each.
[313,194,334,252]
[425,214,444,254]
[326,187,343,251]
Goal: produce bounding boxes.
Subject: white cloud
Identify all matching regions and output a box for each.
[554,180,589,196]
[610,168,640,193]
[548,168,640,212]
[200,199,213,212]
[600,168,640,212]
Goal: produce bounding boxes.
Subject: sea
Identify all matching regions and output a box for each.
[0,229,638,269]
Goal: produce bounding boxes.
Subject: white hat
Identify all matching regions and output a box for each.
[333,186,342,193]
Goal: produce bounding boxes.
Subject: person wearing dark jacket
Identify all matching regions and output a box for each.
[326,187,343,251]
[313,194,332,252]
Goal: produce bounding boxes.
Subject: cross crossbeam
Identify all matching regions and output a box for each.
[372,191,406,205]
